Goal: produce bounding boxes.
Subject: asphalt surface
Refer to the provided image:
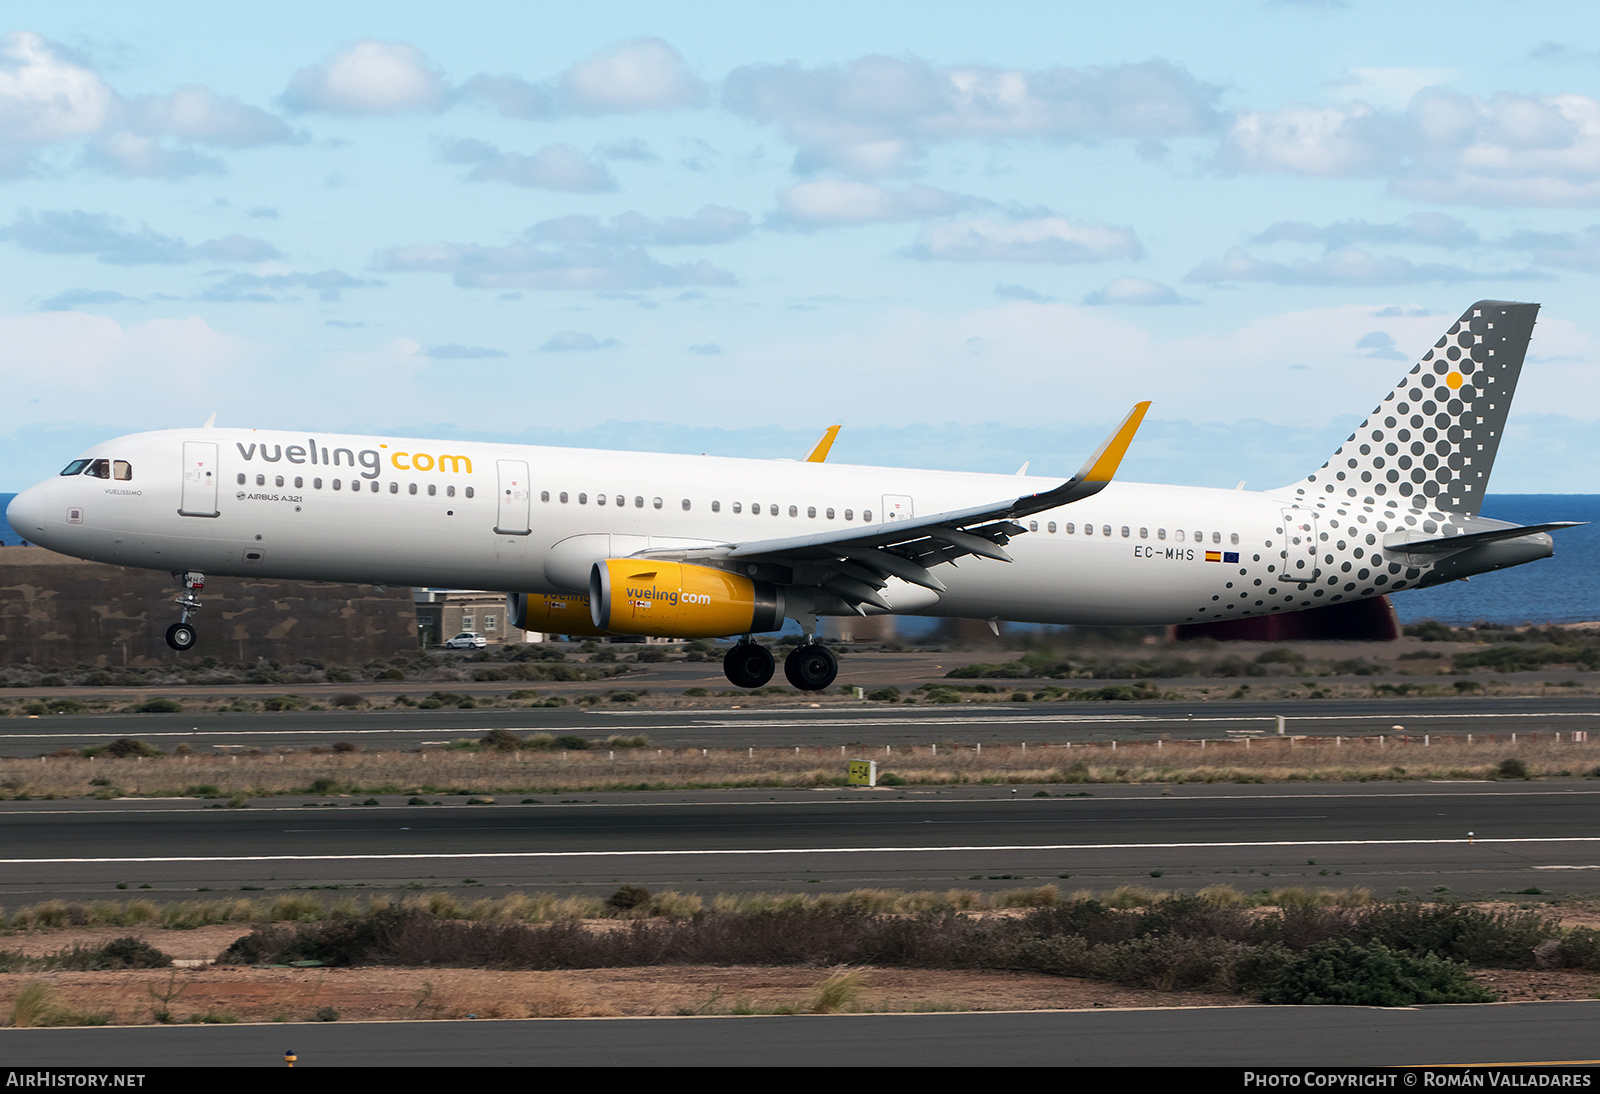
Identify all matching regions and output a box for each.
[5,695,1600,755]
[4,1002,1598,1067]
[2,780,1597,903]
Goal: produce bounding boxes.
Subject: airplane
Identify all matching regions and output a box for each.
[4,299,1580,692]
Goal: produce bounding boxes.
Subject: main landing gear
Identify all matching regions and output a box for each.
[722,637,839,692]
[723,640,775,689]
[165,571,204,652]
[783,641,838,692]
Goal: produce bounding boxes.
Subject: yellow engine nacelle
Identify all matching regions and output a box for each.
[589,560,786,639]
[506,592,614,637]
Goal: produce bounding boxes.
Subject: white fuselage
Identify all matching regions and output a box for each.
[7,426,1443,629]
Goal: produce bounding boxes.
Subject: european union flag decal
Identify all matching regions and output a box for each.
[1224,551,1239,563]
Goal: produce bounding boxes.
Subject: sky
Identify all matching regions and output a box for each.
[1,0,1598,493]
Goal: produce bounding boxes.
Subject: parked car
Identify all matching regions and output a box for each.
[443,631,487,649]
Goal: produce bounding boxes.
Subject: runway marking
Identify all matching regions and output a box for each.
[6,836,1600,865]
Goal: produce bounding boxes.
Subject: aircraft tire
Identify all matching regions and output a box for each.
[783,643,838,691]
[724,642,775,688]
[165,622,197,652]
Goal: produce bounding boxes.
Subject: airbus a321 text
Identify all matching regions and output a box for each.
[6,300,1580,692]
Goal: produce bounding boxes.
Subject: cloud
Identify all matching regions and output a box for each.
[597,137,655,161]
[1250,213,1479,250]
[561,38,707,114]
[457,73,553,119]
[1184,245,1544,286]
[0,209,283,266]
[440,138,616,192]
[37,288,142,311]
[1494,225,1600,273]
[1219,88,1600,207]
[0,32,112,144]
[191,234,283,262]
[194,268,384,303]
[687,342,722,355]
[772,180,978,226]
[282,40,445,115]
[539,330,620,352]
[724,55,1222,177]
[527,206,752,247]
[994,283,1055,303]
[121,85,298,148]
[1082,277,1193,305]
[424,343,506,359]
[376,237,737,292]
[1355,331,1408,359]
[904,216,1142,263]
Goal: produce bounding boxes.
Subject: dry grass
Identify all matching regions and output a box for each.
[3,733,1596,800]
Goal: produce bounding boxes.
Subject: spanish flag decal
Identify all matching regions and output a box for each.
[1205,551,1222,562]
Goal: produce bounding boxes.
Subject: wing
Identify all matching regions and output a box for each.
[804,425,842,463]
[641,402,1150,613]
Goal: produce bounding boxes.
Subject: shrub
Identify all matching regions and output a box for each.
[1259,939,1495,1006]
[1497,758,1530,780]
[133,698,183,714]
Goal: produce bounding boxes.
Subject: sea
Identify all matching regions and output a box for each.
[3,492,1595,626]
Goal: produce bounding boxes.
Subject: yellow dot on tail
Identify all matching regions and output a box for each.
[1446,372,1464,389]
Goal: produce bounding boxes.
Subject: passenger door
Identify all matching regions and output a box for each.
[179,441,219,517]
[495,459,532,535]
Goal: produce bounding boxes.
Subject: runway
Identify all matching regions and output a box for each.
[2,780,1598,903]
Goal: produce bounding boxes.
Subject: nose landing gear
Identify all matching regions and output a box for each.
[783,641,838,692]
[165,571,204,651]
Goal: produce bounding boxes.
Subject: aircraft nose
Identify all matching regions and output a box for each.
[5,484,48,544]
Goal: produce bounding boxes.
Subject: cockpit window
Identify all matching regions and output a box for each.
[85,459,111,479]
[113,461,132,481]
[60,459,91,476]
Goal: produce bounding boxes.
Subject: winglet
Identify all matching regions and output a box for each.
[1074,401,1150,483]
[1008,401,1151,519]
[805,425,842,463]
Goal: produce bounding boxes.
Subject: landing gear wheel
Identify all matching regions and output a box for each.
[724,642,775,689]
[165,622,196,652]
[784,643,838,692]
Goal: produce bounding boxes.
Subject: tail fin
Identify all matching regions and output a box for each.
[1290,300,1539,517]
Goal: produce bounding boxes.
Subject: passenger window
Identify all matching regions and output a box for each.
[845,509,853,521]
[314,478,323,489]
[256,474,265,486]
[540,490,549,502]
[447,485,456,498]
[807,506,816,518]
[236,473,246,485]
[597,494,607,506]
[409,483,417,495]
[1029,521,1038,532]
[682,499,691,511]
[427,484,436,496]
[615,495,623,507]
[826,508,834,519]
[712,501,721,513]
[1103,526,1112,537]
[389,482,398,494]
[465,487,474,499]
[653,497,662,509]
[1231,533,1240,545]
[732,502,742,513]
[1192,530,1200,542]
[635,496,643,508]
[333,479,342,491]
[1047,522,1056,533]
[113,461,132,481]
[1176,530,1185,542]
[295,477,303,489]
[1212,532,1221,544]
[770,504,779,516]
[1158,528,1166,540]
[559,492,568,503]
[579,493,587,504]
[863,510,872,522]
[789,505,798,517]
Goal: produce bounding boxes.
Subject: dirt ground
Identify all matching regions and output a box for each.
[3,921,1598,1025]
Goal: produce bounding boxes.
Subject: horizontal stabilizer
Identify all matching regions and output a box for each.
[1383,521,1584,555]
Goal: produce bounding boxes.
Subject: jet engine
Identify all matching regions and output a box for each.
[506,592,613,637]
[590,559,785,639]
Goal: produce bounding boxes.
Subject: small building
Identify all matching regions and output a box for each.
[414,589,542,647]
